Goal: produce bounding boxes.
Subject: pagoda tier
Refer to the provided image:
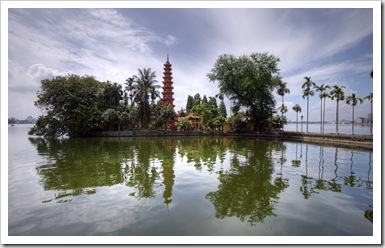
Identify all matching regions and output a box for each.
[161,55,175,108]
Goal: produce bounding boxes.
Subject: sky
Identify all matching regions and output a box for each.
[5,2,377,123]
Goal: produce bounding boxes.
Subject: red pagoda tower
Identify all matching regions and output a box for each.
[161,54,175,108]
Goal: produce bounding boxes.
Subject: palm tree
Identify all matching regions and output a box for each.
[365,92,373,134]
[277,105,288,129]
[320,92,330,133]
[330,85,346,135]
[346,93,364,135]
[302,76,315,132]
[292,104,302,132]
[125,77,135,106]
[132,68,161,127]
[276,81,290,131]
[315,84,330,133]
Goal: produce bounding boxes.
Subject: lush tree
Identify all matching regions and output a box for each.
[212,115,227,129]
[188,94,222,130]
[132,68,161,128]
[208,96,219,118]
[292,104,302,132]
[99,81,123,111]
[192,102,212,130]
[101,108,121,131]
[155,104,177,130]
[346,93,363,135]
[186,95,194,113]
[208,52,281,131]
[29,74,105,137]
[218,100,227,118]
[121,105,138,130]
[315,84,330,133]
[177,117,193,131]
[365,92,373,134]
[193,93,201,110]
[330,85,346,134]
[302,76,315,132]
[202,95,208,104]
[228,112,247,132]
[276,81,290,131]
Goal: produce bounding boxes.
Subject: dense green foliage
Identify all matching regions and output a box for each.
[177,117,193,130]
[29,74,122,137]
[185,95,194,113]
[29,67,166,137]
[154,102,177,130]
[183,93,227,130]
[208,52,281,131]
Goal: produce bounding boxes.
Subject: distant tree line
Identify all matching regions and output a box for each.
[9,116,37,124]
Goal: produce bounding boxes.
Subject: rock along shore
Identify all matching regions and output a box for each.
[84,130,373,150]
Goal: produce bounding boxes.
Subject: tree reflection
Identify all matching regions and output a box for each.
[291,142,301,167]
[364,151,373,223]
[315,146,326,191]
[343,150,357,187]
[366,151,373,190]
[206,139,288,226]
[29,136,372,228]
[123,139,160,199]
[177,137,227,172]
[297,145,375,201]
[300,144,317,199]
[328,147,342,192]
[29,138,124,203]
[29,137,228,205]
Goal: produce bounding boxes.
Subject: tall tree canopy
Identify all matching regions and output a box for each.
[185,95,194,113]
[207,52,281,131]
[29,74,124,137]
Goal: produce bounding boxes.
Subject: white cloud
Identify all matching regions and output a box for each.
[28,64,67,82]
[166,35,178,47]
[6,7,374,123]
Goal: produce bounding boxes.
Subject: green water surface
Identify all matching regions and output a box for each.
[8,125,373,236]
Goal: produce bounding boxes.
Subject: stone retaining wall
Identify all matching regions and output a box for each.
[85,130,223,137]
[84,130,373,149]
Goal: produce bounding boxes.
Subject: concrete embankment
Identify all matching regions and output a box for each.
[85,130,223,137]
[84,130,373,149]
[225,131,373,149]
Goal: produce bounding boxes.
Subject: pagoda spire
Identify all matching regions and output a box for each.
[161,54,175,108]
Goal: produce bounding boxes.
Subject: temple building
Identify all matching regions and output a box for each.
[161,54,175,108]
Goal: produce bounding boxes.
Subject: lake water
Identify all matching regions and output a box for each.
[7,125,373,238]
[284,123,372,135]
